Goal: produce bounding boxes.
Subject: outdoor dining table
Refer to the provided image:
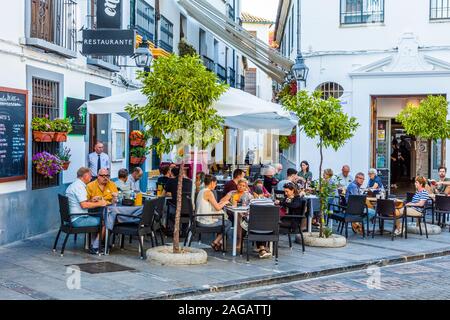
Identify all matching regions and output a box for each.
[225,205,250,257]
[304,195,320,232]
[103,204,144,255]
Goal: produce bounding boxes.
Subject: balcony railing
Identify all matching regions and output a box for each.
[340,0,384,25]
[159,15,173,52]
[228,67,236,87]
[27,0,77,58]
[202,55,215,72]
[216,64,227,82]
[430,0,450,20]
[133,0,155,42]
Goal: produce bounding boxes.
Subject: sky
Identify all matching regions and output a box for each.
[241,0,280,21]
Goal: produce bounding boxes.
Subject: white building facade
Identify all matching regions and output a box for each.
[275,0,450,191]
[0,0,244,245]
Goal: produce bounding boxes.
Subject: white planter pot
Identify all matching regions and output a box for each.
[296,232,347,248]
[146,245,208,265]
[406,222,441,235]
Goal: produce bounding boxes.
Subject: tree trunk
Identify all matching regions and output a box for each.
[319,139,324,238]
[173,159,184,253]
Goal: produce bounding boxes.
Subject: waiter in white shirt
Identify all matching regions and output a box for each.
[88,141,110,180]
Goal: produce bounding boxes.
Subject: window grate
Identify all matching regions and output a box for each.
[340,0,384,25]
[32,78,60,190]
[430,0,450,20]
[316,82,344,100]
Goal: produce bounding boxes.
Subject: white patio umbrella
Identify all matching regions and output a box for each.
[83,87,296,134]
[83,88,296,204]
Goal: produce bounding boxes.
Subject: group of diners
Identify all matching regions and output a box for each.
[64,166,144,254]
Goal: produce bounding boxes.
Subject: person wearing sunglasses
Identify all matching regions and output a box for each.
[86,168,119,205]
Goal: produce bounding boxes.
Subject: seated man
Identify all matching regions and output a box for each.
[127,167,143,192]
[66,167,107,254]
[115,168,130,192]
[277,168,298,191]
[86,168,119,205]
[345,172,376,235]
[430,166,450,194]
[337,165,353,190]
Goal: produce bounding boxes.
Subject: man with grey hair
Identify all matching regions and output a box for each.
[65,167,107,254]
[127,167,143,192]
[337,165,353,189]
[115,168,130,192]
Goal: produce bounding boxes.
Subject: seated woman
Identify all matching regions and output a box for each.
[367,168,384,194]
[276,182,307,231]
[404,176,430,227]
[251,179,271,198]
[228,179,254,205]
[196,174,232,251]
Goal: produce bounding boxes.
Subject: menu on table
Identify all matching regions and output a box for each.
[0,87,27,182]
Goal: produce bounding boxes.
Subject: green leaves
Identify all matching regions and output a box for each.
[125,54,228,156]
[282,90,359,151]
[396,95,450,141]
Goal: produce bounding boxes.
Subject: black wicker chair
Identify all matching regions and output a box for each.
[53,194,102,256]
[372,199,406,241]
[435,195,450,231]
[279,198,307,253]
[328,195,369,238]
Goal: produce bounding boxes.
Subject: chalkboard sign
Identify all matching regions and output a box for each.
[0,87,28,182]
[65,97,87,135]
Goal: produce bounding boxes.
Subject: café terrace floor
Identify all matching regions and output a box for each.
[1,224,450,300]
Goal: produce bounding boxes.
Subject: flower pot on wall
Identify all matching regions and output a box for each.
[288,134,296,144]
[33,131,55,142]
[130,156,146,165]
[130,138,146,147]
[53,132,68,142]
[61,161,70,171]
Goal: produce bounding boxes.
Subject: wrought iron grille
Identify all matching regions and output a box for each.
[430,0,450,20]
[32,78,60,190]
[340,0,384,24]
[216,64,227,82]
[158,15,173,52]
[30,0,77,51]
[316,82,344,99]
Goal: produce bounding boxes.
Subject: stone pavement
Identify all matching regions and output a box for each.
[183,255,450,300]
[1,224,450,300]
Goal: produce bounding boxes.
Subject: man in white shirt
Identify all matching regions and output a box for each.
[127,167,143,192]
[277,168,299,191]
[337,165,353,189]
[65,167,107,254]
[88,141,110,179]
[115,168,130,192]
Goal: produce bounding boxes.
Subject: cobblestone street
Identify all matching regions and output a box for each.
[183,255,450,300]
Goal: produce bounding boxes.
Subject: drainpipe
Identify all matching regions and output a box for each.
[155,0,160,46]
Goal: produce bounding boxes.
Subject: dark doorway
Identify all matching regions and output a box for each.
[89,94,109,153]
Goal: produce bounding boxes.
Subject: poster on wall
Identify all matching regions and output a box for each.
[0,87,27,182]
[65,97,87,135]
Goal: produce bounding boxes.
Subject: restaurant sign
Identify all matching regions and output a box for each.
[82,29,135,56]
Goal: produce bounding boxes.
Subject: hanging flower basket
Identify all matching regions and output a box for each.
[61,161,71,171]
[33,131,55,142]
[130,156,146,165]
[130,138,146,147]
[53,132,68,142]
[288,134,297,144]
[32,152,63,178]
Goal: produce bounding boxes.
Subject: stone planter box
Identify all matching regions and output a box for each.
[296,232,347,248]
[406,222,441,235]
[146,245,207,265]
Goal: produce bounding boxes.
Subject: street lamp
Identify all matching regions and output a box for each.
[291,0,309,89]
[134,41,153,69]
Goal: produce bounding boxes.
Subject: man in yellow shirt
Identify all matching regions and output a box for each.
[87,168,118,205]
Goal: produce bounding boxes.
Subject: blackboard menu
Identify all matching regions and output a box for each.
[0,87,27,182]
[65,97,87,135]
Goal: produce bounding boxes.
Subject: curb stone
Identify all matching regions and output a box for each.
[142,248,450,300]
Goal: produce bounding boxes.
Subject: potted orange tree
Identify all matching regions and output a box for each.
[31,116,55,142]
